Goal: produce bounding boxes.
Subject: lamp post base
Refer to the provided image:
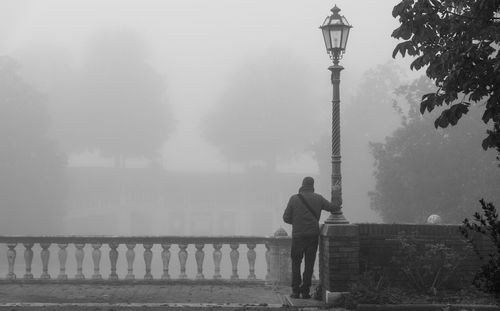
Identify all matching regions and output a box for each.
[324,211,349,224]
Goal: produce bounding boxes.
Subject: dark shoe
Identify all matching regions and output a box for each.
[290,293,300,299]
[301,293,311,299]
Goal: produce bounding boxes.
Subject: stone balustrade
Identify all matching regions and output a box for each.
[0,233,294,283]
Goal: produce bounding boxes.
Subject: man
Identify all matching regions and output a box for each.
[283,176,334,299]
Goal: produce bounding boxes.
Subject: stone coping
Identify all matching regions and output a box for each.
[0,235,284,245]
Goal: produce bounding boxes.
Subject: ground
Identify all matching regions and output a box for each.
[0,282,330,310]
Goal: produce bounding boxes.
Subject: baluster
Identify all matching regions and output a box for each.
[125,243,136,280]
[40,243,51,279]
[230,243,239,280]
[247,243,256,280]
[143,243,153,280]
[195,244,205,280]
[265,242,271,281]
[212,243,222,279]
[75,243,85,279]
[91,243,102,280]
[178,244,188,279]
[23,243,34,279]
[109,242,119,280]
[57,243,68,280]
[161,243,171,279]
[6,243,17,280]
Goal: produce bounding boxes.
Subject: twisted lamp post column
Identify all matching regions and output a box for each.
[320,5,352,224]
[326,55,348,224]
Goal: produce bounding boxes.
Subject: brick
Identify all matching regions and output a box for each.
[333,259,359,264]
[328,268,358,274]
[338,247,359,252]
[321,224,359,237]
[330,252,358,259]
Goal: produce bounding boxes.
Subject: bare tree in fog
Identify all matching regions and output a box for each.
[202,52,323,171]
[344,61,407,143]
[0,56,66,234]
[370,77,500,223]
[73,30,174,167]
[13,44,80,156]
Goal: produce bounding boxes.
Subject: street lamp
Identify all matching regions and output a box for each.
[320,5,352,224]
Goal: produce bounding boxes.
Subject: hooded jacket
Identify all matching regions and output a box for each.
[283,186,334,237]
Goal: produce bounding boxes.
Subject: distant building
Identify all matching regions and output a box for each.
[63,167,311,236]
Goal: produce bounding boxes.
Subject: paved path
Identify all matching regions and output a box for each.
[0,282,330,310]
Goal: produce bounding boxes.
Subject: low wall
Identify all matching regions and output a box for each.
[358,224,487,287]
[321,223,493,293]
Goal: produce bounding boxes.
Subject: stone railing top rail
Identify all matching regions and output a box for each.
[355,223,463,236]
[0,235,291,245]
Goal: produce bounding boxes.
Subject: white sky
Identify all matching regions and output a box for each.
[0,0,405,172]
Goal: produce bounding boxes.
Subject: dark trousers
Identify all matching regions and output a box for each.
[290,235,318,295]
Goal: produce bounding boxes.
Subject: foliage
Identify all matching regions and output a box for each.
[370,76,500,223]
[203,52,323,170]
[75,30,174,166]
[344,269,403,308]
[342,255,496,308]
[392,0,500,155]
[392,232,468,294]
[0,56,67,234]
[460,199,500,293]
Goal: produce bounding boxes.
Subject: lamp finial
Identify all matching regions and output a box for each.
[331,5,341,16]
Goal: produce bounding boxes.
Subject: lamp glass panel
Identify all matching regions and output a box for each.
[331,18,342,25]
[329,29,341,49]
[322,16,330,27]
[322,28,332,50]
[341,27,350,50]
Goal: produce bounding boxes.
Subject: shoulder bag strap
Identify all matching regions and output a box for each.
[298,193,320,221]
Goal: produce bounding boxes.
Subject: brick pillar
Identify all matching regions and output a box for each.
[319,224,359,296]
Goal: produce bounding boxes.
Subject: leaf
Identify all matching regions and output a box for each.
[435,114,449,128]
[421,92,438,113]
[392,46,401,59]
[481,136,491,150]
[482,109,493,123]
[392,0,414,18]
[450,103,469,122]
[411,55,429,70]
[393,41,414,58]
[434,104,469,128]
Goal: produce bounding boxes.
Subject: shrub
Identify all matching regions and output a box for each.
[347,269,402,305]
[391,232,466,294]
[460,199,500,294]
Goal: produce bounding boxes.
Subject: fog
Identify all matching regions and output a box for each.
[0,0,418,235]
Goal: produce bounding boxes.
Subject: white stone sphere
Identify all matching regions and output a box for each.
[426,214,442,224]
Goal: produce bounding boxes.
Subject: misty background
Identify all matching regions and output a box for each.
[1,0,498,236]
